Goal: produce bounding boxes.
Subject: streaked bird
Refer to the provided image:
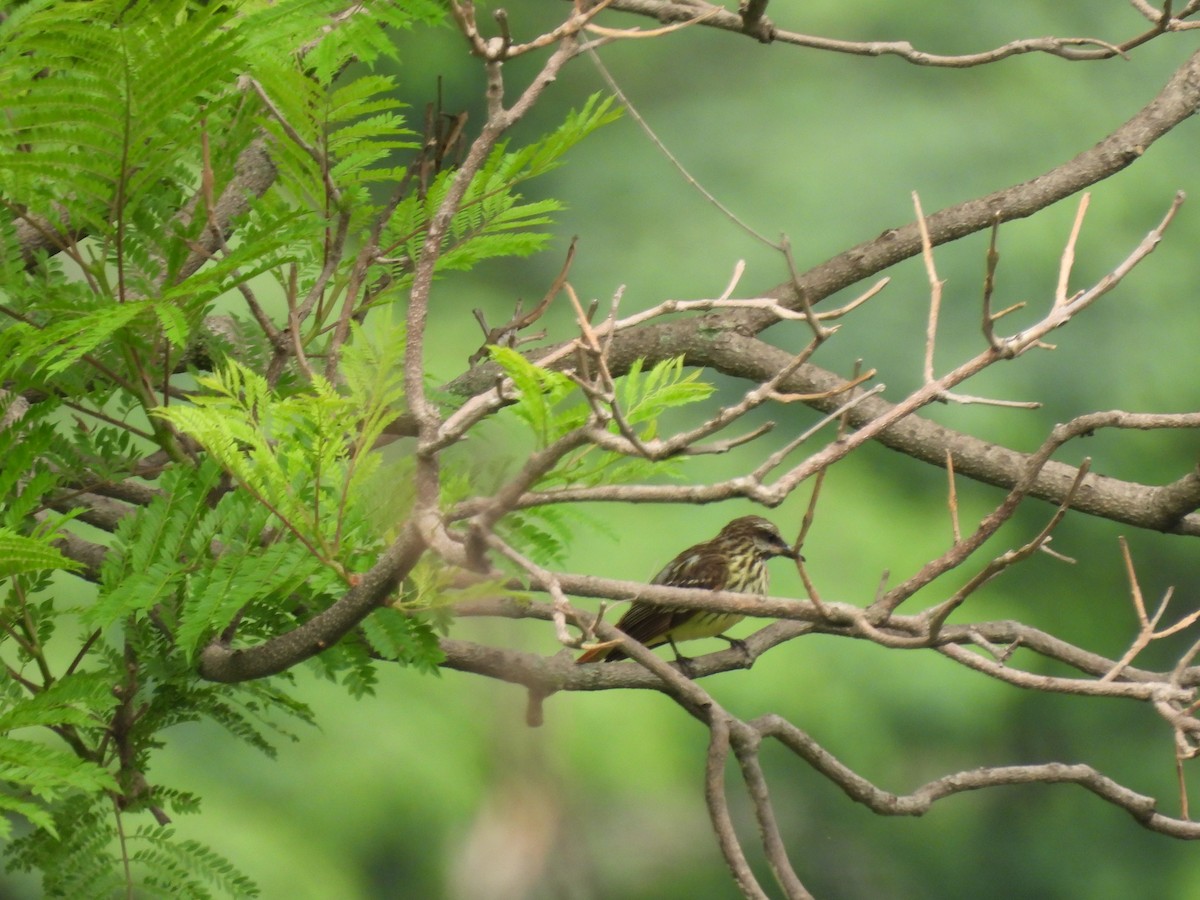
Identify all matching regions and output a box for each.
[576,515,799,665]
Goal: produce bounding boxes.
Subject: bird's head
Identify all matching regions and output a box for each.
[719,516,802,561]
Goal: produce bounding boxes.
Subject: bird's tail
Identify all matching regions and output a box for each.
[576,643,627,664]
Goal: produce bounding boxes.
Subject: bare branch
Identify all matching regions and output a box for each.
[451,51,1200,414]
[923,460,1091,637]
[591,0,1191,63]
[1101,538,1200,682]
[914,191,944,385]
[1055,192,1091,307]
[946,449,962,544]
[706,718,772,900]
[754,715,1200,838]
[728,721,813,899]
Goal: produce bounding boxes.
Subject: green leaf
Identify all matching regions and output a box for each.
[489,346,576,447]
[90,461,224,627]
[0,736,118,803]
[0,0,251,253]
[620,356,715,426]
[0,790,56,838]
[0,303,146,378]
[339,319,407,472]
[0,528,80,578]
[132,826,261,898]
[360,606,444,674]
[0,673,116,732]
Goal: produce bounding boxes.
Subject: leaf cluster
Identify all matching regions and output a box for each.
[0,0,629,893]
[493,349,714,487]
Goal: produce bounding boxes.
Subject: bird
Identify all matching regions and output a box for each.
[576,515,800,665]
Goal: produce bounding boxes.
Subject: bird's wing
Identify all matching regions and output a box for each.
[651,546,732,590]
[612,546,732,645]
[607,604,675,649]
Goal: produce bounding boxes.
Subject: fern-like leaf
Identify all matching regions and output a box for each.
[0,528,80,579]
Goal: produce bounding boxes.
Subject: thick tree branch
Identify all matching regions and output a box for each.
[172,139,278,285]
[196,524,426,683]
[445,588,1200,700]
[707,340,1200,535]
[450,47,1200,396]
[462,335,1200,535]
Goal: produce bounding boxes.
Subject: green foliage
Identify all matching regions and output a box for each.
[565,356,715,487]
[0,737,118,838]
[619,356,716,431]
[0,527,79,579]
[0,672,116,736]
[490,350,715,489]
[7,799,125,897]
[0,0,626,893]
[384,94,621,277]
[6,795,259,898]
[361,606,436,666]
[490,345,580,446]
[151,323,409,581]
[0,0,248,406]
[474,352,717,574]
[133,827,262,899]
[0,414,62,524]
[0,1,241,239]
[0,303,149,379]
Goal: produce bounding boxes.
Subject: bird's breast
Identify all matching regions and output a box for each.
[666,612,746,642]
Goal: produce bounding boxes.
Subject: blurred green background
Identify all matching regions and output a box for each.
[10,2,1200,897]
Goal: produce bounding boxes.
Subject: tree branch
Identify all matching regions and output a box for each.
[591,0,1195,63]
[753,714,1200,838]
[445,587,1200,700]
[197,524,426,683]
[449,47,1200,400]
[491,334,1200,535]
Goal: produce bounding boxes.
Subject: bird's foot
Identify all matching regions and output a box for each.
[718,636,753,667]
[672,654,697,679]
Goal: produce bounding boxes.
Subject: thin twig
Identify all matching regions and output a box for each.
[1056,193,1091,307]
[584,42,780,248]
[946,449,961,544]
[914,192,943,385]
[981,215,1003,351]
[1101,537,1200,682]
